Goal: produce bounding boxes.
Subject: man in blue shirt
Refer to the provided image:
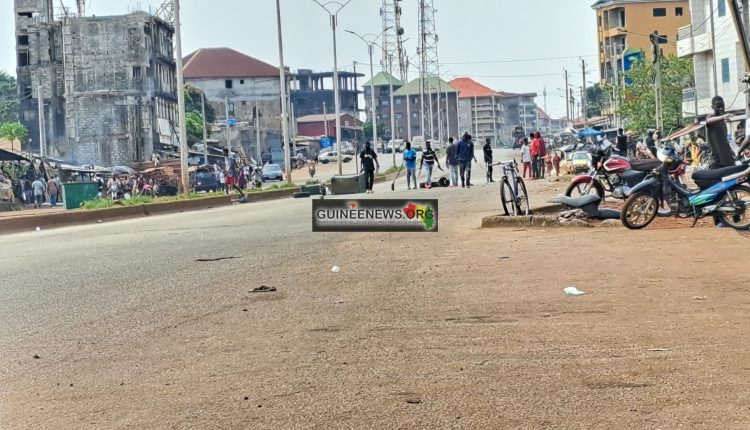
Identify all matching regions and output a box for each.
[402,141,418,190]
[457,133,477,188]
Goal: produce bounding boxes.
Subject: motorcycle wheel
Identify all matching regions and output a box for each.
[565,181,604,200]
[621,192,658,230]
[715,185,750,230]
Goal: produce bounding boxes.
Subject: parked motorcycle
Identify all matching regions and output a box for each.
[621,146,750,230]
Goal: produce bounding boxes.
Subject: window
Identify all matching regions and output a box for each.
[675,7,684,16]
[18,52,29,66]
[395,98,402,105]
[412,112,419,118]
[718,0,726,17]
[722,58,730,83]
[225,80,233,89]
[345,120,350,126]
[241,101,246,106]
[382,99,389,106]
[413,97,418,104]
[396,113,403,120]
[18,12,32,18]
[653,8,666,17]
[17,35,29,45]
[658,35,668,44]
[240,79,245,84]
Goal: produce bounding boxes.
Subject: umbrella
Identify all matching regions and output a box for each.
[578,127,602,138]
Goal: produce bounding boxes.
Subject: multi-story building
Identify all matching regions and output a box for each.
[362,71,403,141]
[677,0,744,118]
[450,77,504,145]
[392,78,459,143]
[497,92,539,141]
[290,70,363,119]
[14,0,178,166]
[593,0,691,85]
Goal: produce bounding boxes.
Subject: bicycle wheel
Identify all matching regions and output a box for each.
[717,185,750,230]
[500,177,516,216]
[515,177,530,216]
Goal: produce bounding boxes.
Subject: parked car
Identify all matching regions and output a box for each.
[193,169,219,193]
[386,139,404,153]
[262,164,284,181]
[571,151,591,173]
[318,151,353,164]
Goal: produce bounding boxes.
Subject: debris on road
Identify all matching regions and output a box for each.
[564,286,586,296]
[195,256,239,262]
[406,398,422,404]
[250,286,277,293]
[35,227,40,231]
[32,354,40,359]
[331,265,341,273]
[692,296,707,301]
[647,348,671,352]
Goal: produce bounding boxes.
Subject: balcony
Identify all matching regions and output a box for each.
[677,25,712,57]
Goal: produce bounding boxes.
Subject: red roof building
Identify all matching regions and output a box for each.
[183,48,279,79]
[450,77,503,143]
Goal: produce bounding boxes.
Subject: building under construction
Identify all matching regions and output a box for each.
[14,0,177,166]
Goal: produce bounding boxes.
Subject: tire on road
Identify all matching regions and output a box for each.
[293,192,311,199]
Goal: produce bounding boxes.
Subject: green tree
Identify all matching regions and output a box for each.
[185,111,204,144]
[617,56,693,135]
[0,122,28,146]
[362,119,385,141]
[184,85,215,123]
[585,84,610,118]
[0,71,19,124]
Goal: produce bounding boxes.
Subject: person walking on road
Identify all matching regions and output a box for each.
[403,141,418,190]
[445,137,459,187]
[616,128,628,157]
[47,176,60,208]
[521,138,532,178]
[419,141,443,189]
[224,149,245,198]
[483,138,494,183]
[32,176,46,209]
[457,133,477,188]
[530,133,540,180]
[360,141,380,194]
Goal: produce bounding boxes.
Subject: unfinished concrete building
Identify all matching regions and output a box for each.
[14,0,178,166]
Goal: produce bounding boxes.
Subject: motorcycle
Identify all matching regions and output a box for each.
[249,166,263,189]
[621,146,750,230]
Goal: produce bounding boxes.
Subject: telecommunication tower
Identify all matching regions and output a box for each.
[418,0,443,142]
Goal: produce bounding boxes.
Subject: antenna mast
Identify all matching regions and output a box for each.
[419,0,442,142]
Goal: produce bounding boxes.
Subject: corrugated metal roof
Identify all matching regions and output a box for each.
[449,77,499,98]
[362,72,402,87]
[297,113,360,123]
[392,77,457,97]
[183,48,279,79]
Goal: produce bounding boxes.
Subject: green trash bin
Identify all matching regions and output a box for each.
[330,174,366,195]
[62,182,100,210]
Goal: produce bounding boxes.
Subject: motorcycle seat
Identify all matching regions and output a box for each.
[692,165,746,181]
[629,159,661,172]
[550,194,601,209]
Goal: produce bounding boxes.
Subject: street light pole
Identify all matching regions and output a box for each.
[276,0,292,183]
[173,0,189,195]
[313,0,353,176]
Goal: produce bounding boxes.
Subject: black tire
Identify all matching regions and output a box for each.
[621,192,659,230]
[515,178,530,216]
[716,184,750,230]
[500,178,516,216]
[293,192,311,199]
[565,181,605,200]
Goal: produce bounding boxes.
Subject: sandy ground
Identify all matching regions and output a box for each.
[3,153,750,429]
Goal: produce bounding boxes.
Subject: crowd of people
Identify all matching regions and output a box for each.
[518,132,562,180]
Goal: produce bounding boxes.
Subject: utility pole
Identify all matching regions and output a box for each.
[709,0,720,96]
[563,69,572,127]
[323,101,329,143]
[201,92,208,165]
[581,59,588,127]
[651,31,664,131]
[368,45,378,147]
[491,95,497,145]
[37,86,46,157]
[276,0,292,182]
[388,55,396,167]
[255,100,261,163]
[473,96,478,138]
[224,97,231,150]
[173,0,189,195]
[543,86,548,133]
[405,58,412,141]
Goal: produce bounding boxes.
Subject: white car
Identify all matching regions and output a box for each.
[317,151,353,164]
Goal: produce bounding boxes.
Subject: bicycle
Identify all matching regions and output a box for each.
[494,159,529,216]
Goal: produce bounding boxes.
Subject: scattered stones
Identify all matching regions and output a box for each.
[406,398,422,405]
[195,256,239,262]
[331,265,341,273]
[244,397,249,400]
[692,296,707,301]
[32,354,40,359]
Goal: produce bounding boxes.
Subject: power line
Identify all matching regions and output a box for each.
[440,54,597,65]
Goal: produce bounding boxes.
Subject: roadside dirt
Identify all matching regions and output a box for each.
[4,175,750,429]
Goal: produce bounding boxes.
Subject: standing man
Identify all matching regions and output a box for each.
[706,96,737,168]
[445,137,460,187]
[402,141,418,190]
[419,141,443,189]
[521,138,532,178]
[536,132,547,179]
[457,133,477,188]
[646,130,657,158]
[483,138,494,183]
[223,149,245,198]
[32,176,46,209]
[529,133,540,179]
[616,128,628,157]
[47,175,60,208]
[360,141,380,194]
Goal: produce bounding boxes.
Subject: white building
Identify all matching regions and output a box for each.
[677,0,745,118]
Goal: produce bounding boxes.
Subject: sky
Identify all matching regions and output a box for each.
[1,0,599,118]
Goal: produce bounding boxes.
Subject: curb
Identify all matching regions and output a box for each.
[481,204,623,229]
[0,188,297,235]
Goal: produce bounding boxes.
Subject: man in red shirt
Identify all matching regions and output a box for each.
[529,132,540,179]
[535,132,547,179]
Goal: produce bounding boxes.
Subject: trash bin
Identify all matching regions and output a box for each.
[61,182,100,210]
[330,174,365,195]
